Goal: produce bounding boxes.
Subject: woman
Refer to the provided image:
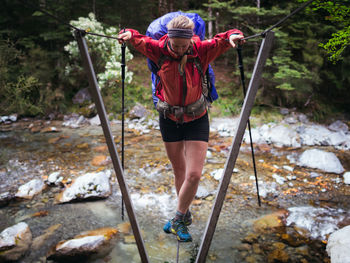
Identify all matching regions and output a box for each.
[118,15,244,242]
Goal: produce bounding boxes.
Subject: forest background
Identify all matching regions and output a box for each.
[0,0,349,123]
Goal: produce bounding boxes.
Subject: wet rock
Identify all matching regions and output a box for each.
[298,113,308,123]
[237,243,252,251]
[283,165,294,172]
[328,120,348,133]
[0,116,9,123]
[210,168,224,181]
[310,172,320,178]
[32,224,62,250]
[0,192,15,207]
[195,186,211,199]
[88,114,101,126]
[298,125,334,146]
[343,172,350,185]
[128,103,149,119]
[0,222,32,261]
[280,226,310,247]
[76,143,89,149]
[30,125,42,133]
[244,128,265,145]
[93,145,108,153]
[298,149,344,174]
[295,245,310,257]
[210,117,240,137]
[72,88,91,104]
[284,116,298,124]
[47,171,63,186]
[267,242,289,263]
[47,227,118,262]
[41,126,60,133]
[265,125,301,148]
[286,206,346,240]
[326,225,350,263]
[280,108,289,115]
[62,114,87,128]
[15,179,46,199]
[55,170,111,203]
[258,182,278,199]
[78,104,96,118]
[253,210,288,232]
[328,131,348,146]
[9,114,18,122]
[272,173,286,185]
[91,155,111,166]
[124,235,135,244]
[117,222,131,234]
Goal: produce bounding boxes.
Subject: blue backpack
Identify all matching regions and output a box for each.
[145,11,218,107]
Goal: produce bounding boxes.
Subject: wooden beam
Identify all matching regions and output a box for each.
[195,30,275,263]
[75,30,149,263]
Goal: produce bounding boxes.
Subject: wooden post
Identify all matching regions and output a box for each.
[74,30,149,263]
[195,31,275,263]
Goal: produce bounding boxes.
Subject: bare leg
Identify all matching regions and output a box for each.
[177,140,208,214]
[164,141,186,195]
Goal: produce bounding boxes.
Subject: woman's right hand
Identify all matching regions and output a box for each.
[118,31,132,44]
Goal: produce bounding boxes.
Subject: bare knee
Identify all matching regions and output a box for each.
[186,171,202,184]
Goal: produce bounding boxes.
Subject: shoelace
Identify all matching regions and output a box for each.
[174,221,188,234]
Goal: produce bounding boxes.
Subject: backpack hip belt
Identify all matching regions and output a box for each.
[156,94,207,121]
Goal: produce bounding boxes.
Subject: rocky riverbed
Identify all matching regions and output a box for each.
[0,108,349,262]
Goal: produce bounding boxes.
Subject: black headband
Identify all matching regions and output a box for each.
[168,28,193,39]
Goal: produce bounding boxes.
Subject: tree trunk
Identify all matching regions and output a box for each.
[208,5,213,39]
[92,0,96,16]
[158,0,167,16]
[215,11,219,34]
[255,0,261,56]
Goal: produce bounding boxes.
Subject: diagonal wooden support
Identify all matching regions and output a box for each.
[74,30,149,263]
[195,31,275,263]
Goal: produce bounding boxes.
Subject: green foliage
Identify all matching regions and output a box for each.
[300,0,350,62]
[64,13,134,90]
[0,38,43,116]
[1,76,43,116]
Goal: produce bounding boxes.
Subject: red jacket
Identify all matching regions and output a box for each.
[125,28,243,122]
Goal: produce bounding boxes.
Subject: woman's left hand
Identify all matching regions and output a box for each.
[229,34,245,48]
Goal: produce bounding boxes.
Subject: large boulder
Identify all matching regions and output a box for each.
[0,192,15,207]
[265,125,301,148]
[298,125,334,146]
[252,210,288,232]
[128,103,149,119]
[298,149,344,174]
[55,170,112,203]
[15,179,46,199]
[0,222,32,261]
[344,172,350,185]
[326,225,350,263]
[47,227,118,262]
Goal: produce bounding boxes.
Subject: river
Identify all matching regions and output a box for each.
[0,117,349,262]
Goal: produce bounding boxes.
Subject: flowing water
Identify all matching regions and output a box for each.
[0,118,349,263]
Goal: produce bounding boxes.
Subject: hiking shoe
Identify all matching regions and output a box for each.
[163,214,193,234]
[163,219,173,234]
[171,219,192,242]
[184,212,192,226]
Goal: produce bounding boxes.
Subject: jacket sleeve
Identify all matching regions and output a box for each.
[121,29,161,63]
[199,29,243,66]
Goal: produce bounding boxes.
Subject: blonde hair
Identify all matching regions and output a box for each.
[167,15,195,75]
[167,15,195,31]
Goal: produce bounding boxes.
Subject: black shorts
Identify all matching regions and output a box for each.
[159,113,209,142]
